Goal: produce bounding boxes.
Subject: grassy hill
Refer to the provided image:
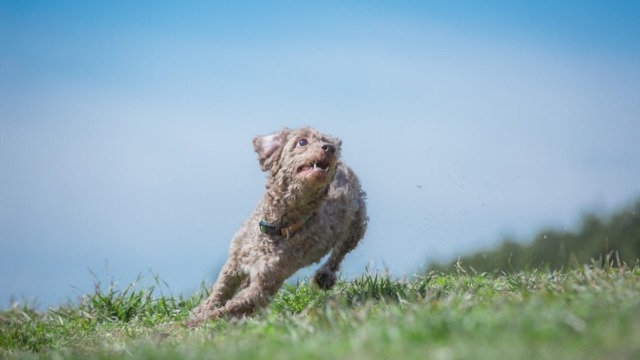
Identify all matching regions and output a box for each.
[3,199,640,359]
[2,265,639,359]
[430,199,640,274]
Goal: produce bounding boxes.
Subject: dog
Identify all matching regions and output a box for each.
[187,127,367,327]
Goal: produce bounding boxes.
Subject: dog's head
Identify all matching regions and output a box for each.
[253,127,342,191]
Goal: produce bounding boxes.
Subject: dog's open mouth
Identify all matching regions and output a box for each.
[297,160,331,175]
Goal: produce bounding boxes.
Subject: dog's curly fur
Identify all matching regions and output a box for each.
[187,127,367,327]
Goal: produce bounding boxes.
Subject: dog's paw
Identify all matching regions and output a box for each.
[186,308,225,328]
[313,269,337,290]
[186,312,206,328]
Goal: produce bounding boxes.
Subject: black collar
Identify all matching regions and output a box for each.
[259,214,314,239]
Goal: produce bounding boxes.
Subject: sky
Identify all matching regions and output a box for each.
[1,1,639,309]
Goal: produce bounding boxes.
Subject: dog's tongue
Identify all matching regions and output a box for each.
[300,162,327,173]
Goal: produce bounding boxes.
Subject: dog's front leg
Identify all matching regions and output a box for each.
[221,270,286,318]
[187,261,246,327]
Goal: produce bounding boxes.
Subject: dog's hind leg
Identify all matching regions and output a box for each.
[313,201,368,290]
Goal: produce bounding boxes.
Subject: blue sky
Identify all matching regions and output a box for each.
[1,1,639,308]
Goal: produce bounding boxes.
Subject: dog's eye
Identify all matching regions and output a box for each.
[298,138,308,147]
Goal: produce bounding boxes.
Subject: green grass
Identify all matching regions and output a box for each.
[2,261,640,360]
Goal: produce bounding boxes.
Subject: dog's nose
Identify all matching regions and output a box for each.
[321,144,336,154]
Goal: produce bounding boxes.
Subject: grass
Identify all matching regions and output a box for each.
[1,261,639,360]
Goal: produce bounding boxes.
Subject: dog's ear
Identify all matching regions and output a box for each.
[253,129,289,171]
[334,137,343,152]
[328,136,342,156]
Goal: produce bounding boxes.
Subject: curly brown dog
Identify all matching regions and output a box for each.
[187,127,367,327]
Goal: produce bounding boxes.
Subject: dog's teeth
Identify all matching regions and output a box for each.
[313,162,318,170]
